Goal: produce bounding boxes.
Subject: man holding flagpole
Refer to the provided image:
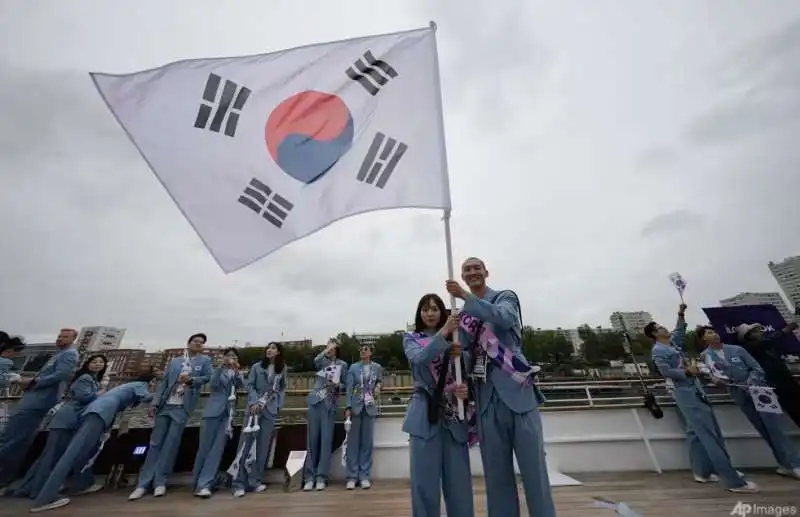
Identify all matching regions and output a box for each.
[447,257,555,517]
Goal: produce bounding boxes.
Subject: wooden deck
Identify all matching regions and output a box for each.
[5,471,797,516]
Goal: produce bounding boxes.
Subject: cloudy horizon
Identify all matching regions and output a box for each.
[2,1,799,350]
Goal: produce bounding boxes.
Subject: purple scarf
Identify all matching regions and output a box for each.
[410,333,478,447]
[460,312,535,385]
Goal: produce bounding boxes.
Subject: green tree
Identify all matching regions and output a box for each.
[238,346,265,367]
[577,325,604,365]
[682,329,701,358]
[373,333,405,371]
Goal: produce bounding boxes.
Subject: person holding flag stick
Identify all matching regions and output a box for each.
[229,342,286,497]
[698,326,800,479]
[192,347,244,498]
[647,306,758,493]
[303,340,347,491]
[447,257,554,517]
[403,293,474,517]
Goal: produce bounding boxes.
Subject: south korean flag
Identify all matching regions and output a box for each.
[319,364,342,385]
[749,386,782,414]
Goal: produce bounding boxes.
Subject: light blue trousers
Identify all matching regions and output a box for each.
[409,426,474,517]
[13,428,74,499]
[0,407,48,485]
[232,412,276,491]
[192,415,231,491]
[32,415,103,508]
[136,407,187,489]
[674,388,745,488]
[477,390,556,517]
[345,413,376,482]
[731,388,800,469]
[304,403,335,482]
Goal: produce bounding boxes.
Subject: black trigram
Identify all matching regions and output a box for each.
[194,73,251,137]
[237,178,294,228]
[345,50,398,96]
[356,132,407,189]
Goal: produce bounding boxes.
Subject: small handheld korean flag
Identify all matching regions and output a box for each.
[91,25,450,273]
[748,386,783,414]
[668,272,687,303]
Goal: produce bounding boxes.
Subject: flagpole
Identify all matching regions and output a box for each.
[430,20,465,421]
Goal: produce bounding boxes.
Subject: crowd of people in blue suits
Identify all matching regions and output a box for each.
[2,255,800,517]
[0,327,386,513]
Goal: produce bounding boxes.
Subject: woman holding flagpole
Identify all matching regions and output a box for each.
[698,326,800,479]
[404,293,474,517]
[12,354,107,499]
[230,342,286,497]
[192,347,244,497]
[303,340,347,491]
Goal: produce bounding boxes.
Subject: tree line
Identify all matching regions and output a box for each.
[234,326,707,375]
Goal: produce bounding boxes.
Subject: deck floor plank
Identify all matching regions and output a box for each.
[5,471,797,516]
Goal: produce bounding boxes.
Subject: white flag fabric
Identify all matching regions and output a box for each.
[748,386,783,414]
[92,25,450,273]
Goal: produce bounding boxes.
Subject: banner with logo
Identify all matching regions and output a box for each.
[702,304,800,355]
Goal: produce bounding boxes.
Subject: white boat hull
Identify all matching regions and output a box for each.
[326,405,800,485]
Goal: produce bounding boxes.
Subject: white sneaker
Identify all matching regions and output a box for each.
[728,481,760,494]
[254,484,267,493]
[346,480,356,490]
[30,498,70,513]
[693,473,719,483]
[303,481,314,492]
[776,466,800,479]
[128,488,146,501]
[233,489,245,498]
[360,479,371,489]
[195,488,212,498]
[314,480,326,491]
[72,483,104,496]
[153,486,166,497]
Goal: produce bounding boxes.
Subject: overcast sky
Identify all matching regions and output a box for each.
[2,1,799,350]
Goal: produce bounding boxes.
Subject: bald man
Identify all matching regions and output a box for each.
[0,328,79,487]
[446,258,555,517]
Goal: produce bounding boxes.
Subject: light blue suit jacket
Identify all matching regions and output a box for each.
[459,288,540,414]
[402,331,470,443]
[345,361,384,417]
[83,381,153,428]
[203,366,245,419]
[0,357,15,391]
[701,344,764,386]
[306,351,347,410]
[152,354,212,418]
[48,373,100,430]
[651,316,703,393]
[247,362,287,417]
[19,347,79,411]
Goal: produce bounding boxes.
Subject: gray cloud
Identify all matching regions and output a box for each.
[2,1,800,348]
[640,210,706,238]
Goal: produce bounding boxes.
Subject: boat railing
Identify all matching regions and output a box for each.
[0,377,744,430]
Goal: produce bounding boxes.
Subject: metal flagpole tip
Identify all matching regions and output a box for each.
[429,20,437,30]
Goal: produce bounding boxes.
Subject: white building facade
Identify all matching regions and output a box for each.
[769,256,800,311]
[76,326,126,354]
[720,292,793,321]
[609,311,654,335]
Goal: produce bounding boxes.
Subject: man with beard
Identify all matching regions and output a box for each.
[735,321,800,428]
[446,257,554,517]
[0,329,79,487]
